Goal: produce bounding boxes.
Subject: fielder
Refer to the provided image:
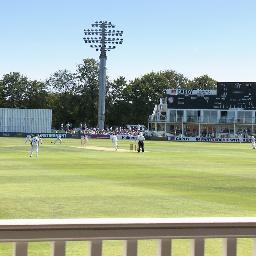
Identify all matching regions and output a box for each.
[81,134,88,147]
[251,136,256,149]
[111,134,118,151]
[53,134,62,144]
[25,134,32,144]
[29,135,42,157]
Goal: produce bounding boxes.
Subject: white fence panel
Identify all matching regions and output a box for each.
[0,108,52,133]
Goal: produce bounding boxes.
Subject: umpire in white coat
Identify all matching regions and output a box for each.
[137,132,145,153]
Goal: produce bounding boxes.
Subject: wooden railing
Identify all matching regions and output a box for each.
[1,217,256,255]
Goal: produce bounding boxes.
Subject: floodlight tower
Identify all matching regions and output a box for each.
[83,21,123,130]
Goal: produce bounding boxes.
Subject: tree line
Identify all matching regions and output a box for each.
[0,58,217,128]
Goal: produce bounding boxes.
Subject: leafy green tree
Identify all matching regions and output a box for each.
[46,69,77,94]
[123,70,189,124]
[1,72,29,108]
[24,80,49,109]
[189,74,217,89]
[46,70,78,128]
[75,58,99,127]
[45,59,100,128]
[107,76,127,104]
[106,76,130,126]
[160,70,189,89]
[0,72,49,109]
[0,80,4,106]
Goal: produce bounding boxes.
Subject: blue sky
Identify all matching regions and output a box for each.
[1,0,256,82]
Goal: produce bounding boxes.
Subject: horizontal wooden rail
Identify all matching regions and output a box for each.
[0,217,256,241]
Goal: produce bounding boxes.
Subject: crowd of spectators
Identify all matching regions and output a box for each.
[57,123,146,137]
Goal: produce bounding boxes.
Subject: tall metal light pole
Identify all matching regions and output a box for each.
[83,21,123,130]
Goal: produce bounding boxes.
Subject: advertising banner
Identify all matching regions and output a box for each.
[168,136,251,143]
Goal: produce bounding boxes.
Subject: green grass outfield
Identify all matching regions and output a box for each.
[0,137,256,255]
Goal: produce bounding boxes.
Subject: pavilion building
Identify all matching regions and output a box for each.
[148,82,256,139]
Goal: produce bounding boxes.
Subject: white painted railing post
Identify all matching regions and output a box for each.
[52,241,66,256]
[157,239,172,256]
[222,238,237,256]
[124,240,138,256]
[13,242,28,256]
[190,238,204,256]
[89,240,102,256]
[253,238,256,256]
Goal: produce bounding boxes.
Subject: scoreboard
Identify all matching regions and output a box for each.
[167,82,256,110]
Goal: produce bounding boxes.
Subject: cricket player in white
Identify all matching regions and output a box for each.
[81,134,88,147]
[30,135,42,157]
[53,134,62,144]
[251,136,256,149]
[111,134,118,151]
[25,134,31,143]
